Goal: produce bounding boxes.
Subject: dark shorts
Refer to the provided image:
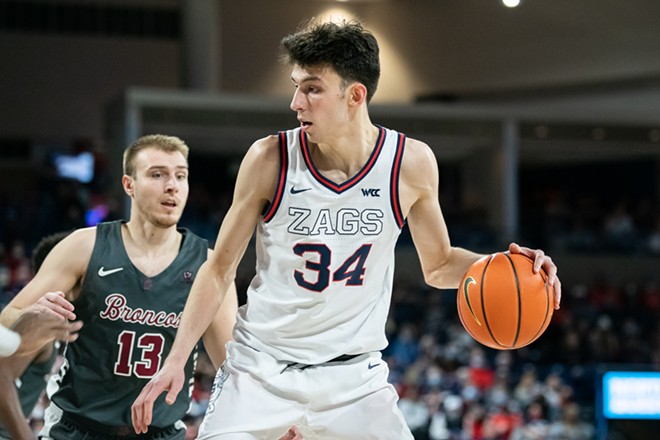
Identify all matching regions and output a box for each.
[41,412,186,440]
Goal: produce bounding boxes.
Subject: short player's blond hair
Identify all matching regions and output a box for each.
[123,134,189,177]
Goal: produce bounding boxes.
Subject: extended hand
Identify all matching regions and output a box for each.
[131,362,185,434]
[11,304,82,356]
[36,291,77,321]
[509,242,562,309]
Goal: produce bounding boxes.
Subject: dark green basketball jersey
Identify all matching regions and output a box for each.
[48,220,208,428]
[0,345,56,438]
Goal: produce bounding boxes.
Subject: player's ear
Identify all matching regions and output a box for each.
[348,82,368,107]
[122,174,134,196]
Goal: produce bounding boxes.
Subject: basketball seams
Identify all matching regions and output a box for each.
[512,254,552,349]
[527,275,553,344]
[503,253,522,349]
[480,254,503,348]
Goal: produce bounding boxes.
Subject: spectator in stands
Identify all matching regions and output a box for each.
[547,401,595,440]
[510,396,551,440]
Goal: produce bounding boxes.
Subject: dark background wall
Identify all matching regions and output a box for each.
[1,0,660,143]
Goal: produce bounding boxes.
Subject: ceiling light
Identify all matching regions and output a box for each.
[501,0,522,8]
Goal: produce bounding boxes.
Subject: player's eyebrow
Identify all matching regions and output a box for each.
[291,73,322,85]
[146,165,189,171]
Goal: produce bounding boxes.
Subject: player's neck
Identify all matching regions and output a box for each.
[310,123,379,179]
[122,220,181,253]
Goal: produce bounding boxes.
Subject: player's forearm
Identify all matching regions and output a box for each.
[0,376,35,439]
[168,261,230,366]
[422,247,484,289]
[202,281,239,369]
[0,305,23,328]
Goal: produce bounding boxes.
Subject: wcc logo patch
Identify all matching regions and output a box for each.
[361,188,381,197]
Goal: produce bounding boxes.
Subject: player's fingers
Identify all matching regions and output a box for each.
[553,277,562,309]
[132,387,155,434]
[47,292,77,320]
[165,389,178,405]
[165,375,183,405]
[37,291,77,320]
[531,249,546,272]
[62,320,83,342]
[508,242,521,254]
[52,320,80,337]
[509,243,547,271]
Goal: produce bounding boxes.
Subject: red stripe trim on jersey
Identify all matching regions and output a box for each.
[300,127,386,194]
[390,132,406,229]
[263,132,288,223]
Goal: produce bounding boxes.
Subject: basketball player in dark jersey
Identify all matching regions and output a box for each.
[0,231,70,440]
[1,135,239,440]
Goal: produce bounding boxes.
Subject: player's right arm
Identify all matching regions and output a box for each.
[0,228,95,327]
[131,135,281,434]
[201,251,240,369]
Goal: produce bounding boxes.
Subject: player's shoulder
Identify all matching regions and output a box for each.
[247,134,281,162]
[400,136,437,172]
[402,136,433,155]
[59,226,97,249]
[38,226,96,274]
[239,134,285,180]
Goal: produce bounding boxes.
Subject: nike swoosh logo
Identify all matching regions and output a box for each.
[368,362,381,370]
[462,276,481,326]
[98,267,124,277]
[290,186,312,194]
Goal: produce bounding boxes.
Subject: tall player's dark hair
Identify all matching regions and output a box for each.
[280,19,380,103]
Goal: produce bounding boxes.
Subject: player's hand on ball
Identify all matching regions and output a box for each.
[509,242,561,309]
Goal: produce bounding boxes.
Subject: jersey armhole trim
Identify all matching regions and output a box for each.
[263,131,289,223]
[390,132,406,229]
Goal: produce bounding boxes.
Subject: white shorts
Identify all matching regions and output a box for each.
[197,341,413,440]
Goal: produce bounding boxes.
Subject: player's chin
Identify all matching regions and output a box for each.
[154,213,181,228]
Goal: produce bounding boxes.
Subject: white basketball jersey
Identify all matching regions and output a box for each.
[234,126,406,364]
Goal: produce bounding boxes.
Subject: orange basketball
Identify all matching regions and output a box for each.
[457,252,553,350]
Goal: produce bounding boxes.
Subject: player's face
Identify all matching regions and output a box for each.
[289,64,351,143]
[126,147,189,228]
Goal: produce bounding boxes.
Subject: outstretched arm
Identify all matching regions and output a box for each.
[131,135,281,434]
[401,138,561,307]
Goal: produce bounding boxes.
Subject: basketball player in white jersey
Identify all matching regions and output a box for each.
[132,19,562,439]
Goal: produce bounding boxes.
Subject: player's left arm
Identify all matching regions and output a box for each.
[400,138,484,289]
[400,138,561,307]
[0,353,38,440]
